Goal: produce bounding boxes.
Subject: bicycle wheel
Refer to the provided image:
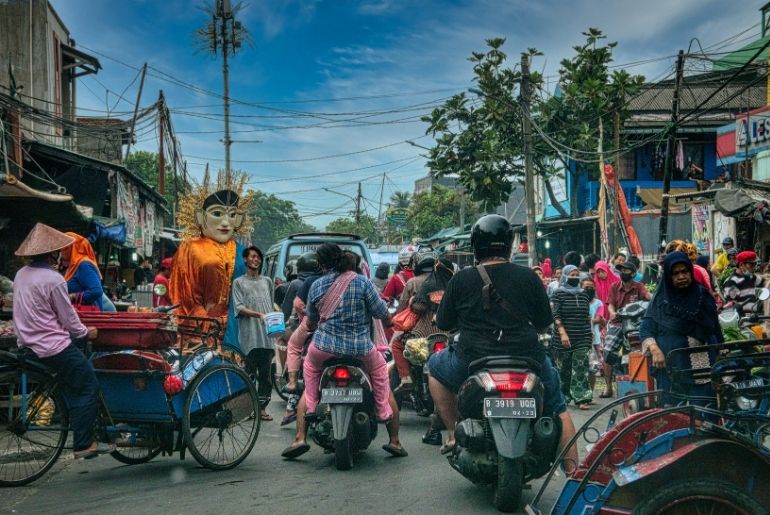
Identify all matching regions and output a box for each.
[0,370,68,486]
[271,358,289,402]
[182,364,260,470]
[111,446,162,465]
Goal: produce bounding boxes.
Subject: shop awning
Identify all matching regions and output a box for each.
[637,187,699,209]
[0,175,90,231]
[714,188,770,220]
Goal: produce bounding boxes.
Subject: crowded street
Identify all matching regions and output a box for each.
[3,1,770,514]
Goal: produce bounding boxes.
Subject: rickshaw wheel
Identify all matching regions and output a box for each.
[271,358,289,402]
[0,370,68,487]
[632,478,764,515]
[111,446,162,465]
[182,364,260,470]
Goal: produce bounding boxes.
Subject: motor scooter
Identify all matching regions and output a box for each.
[448,355,561,513]
[306,358,379,470]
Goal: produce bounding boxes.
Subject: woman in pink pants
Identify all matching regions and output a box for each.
[282,244,407,459]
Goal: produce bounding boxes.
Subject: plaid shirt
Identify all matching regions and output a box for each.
[307,273,389,356]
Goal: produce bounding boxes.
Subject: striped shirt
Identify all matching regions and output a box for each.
[551,289,593,349]
[723,272,763,316]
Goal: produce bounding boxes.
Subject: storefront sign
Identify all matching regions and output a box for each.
[736,111,770,154]
[691,204,711,257]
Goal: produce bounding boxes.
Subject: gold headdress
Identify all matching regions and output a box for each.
[177,168,254,240]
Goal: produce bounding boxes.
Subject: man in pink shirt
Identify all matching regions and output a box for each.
[12,223,111,459]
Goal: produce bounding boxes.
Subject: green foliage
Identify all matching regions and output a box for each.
[124,151,186,215]
[406,185,478,239]
[390,191,411,209]
[249,191,315,250]
[326,214,378,242]
[422,38,532,211]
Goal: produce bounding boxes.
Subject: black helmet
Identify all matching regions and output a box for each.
[470,215,513,261]
[297,252,319,273]
[284,260,298,279]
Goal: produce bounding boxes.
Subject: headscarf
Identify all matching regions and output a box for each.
[593,260,619,318]
[558,264,582,294]
[63,232,101,281]
[542,258,553,278]
[646,251,719,342]
[695,255,710,269]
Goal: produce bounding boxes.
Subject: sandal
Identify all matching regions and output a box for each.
[260,412,274,421]
[281,442,310,459]
[439,441,456,455]
[382,443,408,457]
[578,403,591,410]
[280,413,297,426]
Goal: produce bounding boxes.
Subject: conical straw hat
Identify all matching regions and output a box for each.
[15,223,76,257]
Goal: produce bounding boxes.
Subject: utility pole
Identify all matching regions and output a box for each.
[355,182,362,226]
[658,50,685,252]
[158,91,165,196]
[195,0,250,183]
[611,109,622,253]
[124,62,147,161]
[377,173,386,244]
[520,53,538,266]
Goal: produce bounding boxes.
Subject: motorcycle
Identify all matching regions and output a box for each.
[390,332,448,415]
[615,300,648,371]
[448,355,561,513]
[306,358,379,470]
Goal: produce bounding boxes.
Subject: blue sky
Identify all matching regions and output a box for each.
[50,0,762,228]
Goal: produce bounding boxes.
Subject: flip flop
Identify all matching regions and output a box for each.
[578,403,591,410]
[281,442,310,459]
[280,413,297,426]
[382,443,408,457]
[439,442,456,455]
[260,413,274,421]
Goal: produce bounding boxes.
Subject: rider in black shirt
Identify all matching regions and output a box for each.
[428,215,578,462]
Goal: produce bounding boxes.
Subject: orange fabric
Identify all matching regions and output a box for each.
[63,232,101,281]
[604,164,643,256]
[169,237,236,320]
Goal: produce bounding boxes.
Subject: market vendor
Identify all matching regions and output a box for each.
[170,173,253,352]
[153,257,174,307]
[12,223,111,459]
[62,232,105,311]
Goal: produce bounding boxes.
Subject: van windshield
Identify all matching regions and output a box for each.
[287,243,364,261]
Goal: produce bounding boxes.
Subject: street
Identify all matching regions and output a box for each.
[3,395,608,515]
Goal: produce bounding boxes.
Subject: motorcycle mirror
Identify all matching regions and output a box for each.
[758,288,770,301]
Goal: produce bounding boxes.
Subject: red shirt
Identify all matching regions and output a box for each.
[381,270,414,302]
[608,280,649,322]
[152,273,172,307]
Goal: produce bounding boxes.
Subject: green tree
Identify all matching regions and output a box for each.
[406,185,478,239]
[422,38,529,212]
[249,191,315,250]
[537,28,645,214]
[124,151,187,218]
[389,191,411,209]
[326,214,378,242]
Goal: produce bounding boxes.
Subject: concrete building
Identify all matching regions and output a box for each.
[0,0,100,149]
[413,174,459,195]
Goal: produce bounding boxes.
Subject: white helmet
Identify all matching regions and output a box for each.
[399,245,418,267]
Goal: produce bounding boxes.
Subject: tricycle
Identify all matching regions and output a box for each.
[0,312,261,486]
[525,339,770,515]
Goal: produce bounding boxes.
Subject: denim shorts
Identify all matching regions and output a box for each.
[427,347,567,415]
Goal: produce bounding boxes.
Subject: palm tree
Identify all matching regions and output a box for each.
[389,191,411,209]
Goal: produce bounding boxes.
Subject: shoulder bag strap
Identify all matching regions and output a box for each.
[476,264,517,316]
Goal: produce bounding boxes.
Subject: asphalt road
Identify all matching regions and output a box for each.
[3,394,609,515]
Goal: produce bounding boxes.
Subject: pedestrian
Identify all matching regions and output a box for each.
[532,265,546,284]
[710,236,735,276]
[723,250,764,317]
[593,260,619,320]
[542,257,553,279]
[372,262,391,292]
[611,252,627,273]
[583,254,601,275]
[582,276,605,393]
[641,251,722,404]
[676,242,713,292]
[547,267,562,297]
[152,257,173,307]
[12,223,111,459]
[563,251,582,268]
[602,261,651,398]
[232,245,276,421]
[61,232,105,311]
[134,257,153,286]
[551,265,593,409]
[381,247,417,303]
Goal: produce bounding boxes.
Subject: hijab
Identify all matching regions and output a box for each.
[374,262,390,280]
[559,264,583,294]
[542,258,553,278]
[647,251,719,341]
[414,258,455,309]
[63,232,101,282]
[593,260,618,319]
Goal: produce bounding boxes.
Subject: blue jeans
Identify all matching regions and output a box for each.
[427,347,567,415]
[40,344,99,451]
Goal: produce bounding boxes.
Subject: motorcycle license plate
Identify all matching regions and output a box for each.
[321,387,363,404]
[483,398,536,419]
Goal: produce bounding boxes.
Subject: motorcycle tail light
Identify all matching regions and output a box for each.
[332,366,352,386]
[432,341,448,353]
[478,371,537,395]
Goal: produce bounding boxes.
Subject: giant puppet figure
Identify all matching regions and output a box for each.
[170,172,253,352]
